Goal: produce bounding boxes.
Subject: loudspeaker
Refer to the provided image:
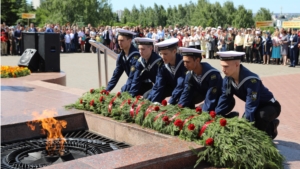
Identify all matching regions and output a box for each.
[18,49,41,72]
[38,33,60,72]
[21,32,38,54]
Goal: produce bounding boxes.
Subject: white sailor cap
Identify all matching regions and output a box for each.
[118,29,136,38]
[256,30,261,34]
[155,38,179,50]
[179,47,203,57]
[247,28,251,31]
[134,37,155,45]
[228,28,233,31]
[217,51,245,61]
[217,26,222,29]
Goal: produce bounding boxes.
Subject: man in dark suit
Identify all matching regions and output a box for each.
[289,29,300,67]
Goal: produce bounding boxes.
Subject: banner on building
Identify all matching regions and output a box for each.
[255,21,273,27]
[22,13,36,19]
[282,21,300,28]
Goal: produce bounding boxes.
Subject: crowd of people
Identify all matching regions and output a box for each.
[1,22,299,67]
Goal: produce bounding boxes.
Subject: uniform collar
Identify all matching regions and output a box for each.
[165,53,183,75]
[230,64,260,89]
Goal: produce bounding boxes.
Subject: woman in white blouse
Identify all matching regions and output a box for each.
[188,31,196,48]
[182,32,190,47]
[194,31,201,49]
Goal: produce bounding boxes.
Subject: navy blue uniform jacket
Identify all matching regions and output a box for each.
[147,54,187,104]
[215,65,274,122]
[178,62,222,110]
[106,45,140,92]
[129,52,163,97]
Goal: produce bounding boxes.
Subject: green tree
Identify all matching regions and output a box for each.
[254,7,272,21]
[121,8,131,24]
[34,0,113,27]
[130,5,140,24]
[1,0,20,25]
[222,1,236,26]
[232,5,254,28]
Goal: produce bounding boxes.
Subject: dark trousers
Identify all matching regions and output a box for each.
[245,46,253,63]
[195,45,200,50]
[290,48,298,66]
[143,85,173,103]
[253,47,262,63]
[225,98,281,137]
[236,45,244,62]
[209,50,214,59]
[254,100,281,137]
[136,82,153,97]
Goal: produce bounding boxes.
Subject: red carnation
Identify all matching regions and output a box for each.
[154,106,160,111]
[100,89,106,94]
[161,100,167,106]
[195,107,202,113]
[136,95,142,99]
[174,119,183,128]
[205,138,214,146]
[162,116,169,122]
[99,96,104,102]
[188,124,195,131]
[220,118,227,127]
[178,104,183,108]
[80,99,83,104]
[210,111,216,118]
[106,91,110,95]
[117,92,121,97]
[90,89,94,94]
[127,99,131,104]
[90,100,94,106]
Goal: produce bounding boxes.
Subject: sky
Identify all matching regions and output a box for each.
[109,0,299,13]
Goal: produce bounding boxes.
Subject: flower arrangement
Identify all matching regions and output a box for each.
[1,66,31,78]
[65,88,284,169]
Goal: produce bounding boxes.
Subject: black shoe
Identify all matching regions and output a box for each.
[271,119,280,140]
[224,111,239,118]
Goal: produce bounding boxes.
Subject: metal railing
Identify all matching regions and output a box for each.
[89,40,118,87]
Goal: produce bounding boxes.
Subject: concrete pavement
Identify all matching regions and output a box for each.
[2,53,300,93]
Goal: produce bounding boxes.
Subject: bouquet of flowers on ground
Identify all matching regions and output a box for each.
[65,88,284,169]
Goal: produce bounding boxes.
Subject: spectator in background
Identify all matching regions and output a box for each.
[64,30,71,52]
[103,26,110,48]
[188,31,196,48]
[84,29,91,53]
[60,29,66,52]
[200,31,206,58]
[177,31,183,47]
[182,32,190,47]
[8,27,15,55]
[1,31,8,55]
[194,30,201,50]
[280,30,289,66]
[45,24,54,33]
[146,29,152,39]
[263,32,272,65]
[271,31,281,65]
[28,23,37,32]
[78,27,85,53]
[14,25,22,55]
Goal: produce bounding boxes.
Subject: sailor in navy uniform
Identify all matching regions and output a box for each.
[129,38,163,97]
[178,47,223,110]
[289,28,300,67]
[106,29,140,92]
[215,51,281,139]
[146,38,187,104]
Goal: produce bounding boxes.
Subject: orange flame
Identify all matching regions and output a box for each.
[27,110,67,155]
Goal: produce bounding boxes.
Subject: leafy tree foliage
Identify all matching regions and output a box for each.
[34,0,113,27]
